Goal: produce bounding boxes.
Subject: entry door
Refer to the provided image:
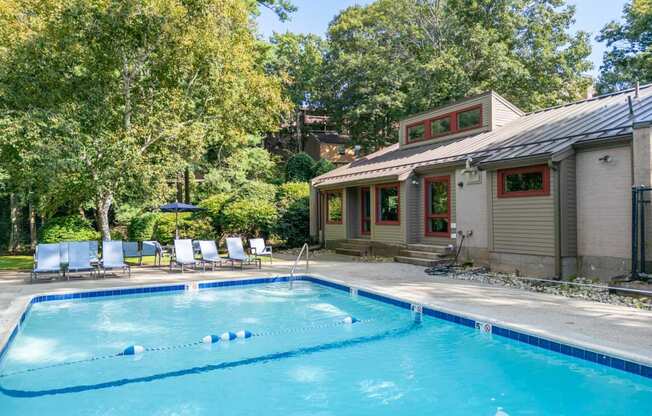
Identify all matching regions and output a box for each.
[361,187,371,235]
[425,176,450,237]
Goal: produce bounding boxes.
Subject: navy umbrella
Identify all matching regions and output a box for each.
[159,202,203,239]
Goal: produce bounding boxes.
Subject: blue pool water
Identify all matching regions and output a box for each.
[0,280,650,415]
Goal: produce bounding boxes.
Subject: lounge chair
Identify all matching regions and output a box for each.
[89,240,99,264]
[226,237,261,270]
[100,241,131,278]
[123,241,142,265]
[142,240,162,266]
[249,238,273,264]
[65,241,97,279]
[197,240,223,271]
[31,243,63,282]
[170,239,198,272]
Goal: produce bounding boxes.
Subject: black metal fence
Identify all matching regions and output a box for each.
[631,185,652,280]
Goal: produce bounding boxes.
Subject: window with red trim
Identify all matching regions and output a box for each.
[425,176,450,237]
[375,183,400,225]
[325,191,343,224]
[405,104,483,144]
[497,165,550,198]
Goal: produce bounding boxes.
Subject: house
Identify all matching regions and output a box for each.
[309,85,652,280]
[304,131,355,165]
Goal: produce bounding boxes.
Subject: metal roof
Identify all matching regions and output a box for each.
[313,84,652,187]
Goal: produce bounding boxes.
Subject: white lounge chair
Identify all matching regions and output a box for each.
[31,243,63,282]
[249,238,272,264]
[170,239,198,272]
[100,241,131,278]
[197,240,223,271]
[226,237,261,270]
[66,241,97,279]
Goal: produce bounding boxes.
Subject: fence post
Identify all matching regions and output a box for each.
[632,186,639,280]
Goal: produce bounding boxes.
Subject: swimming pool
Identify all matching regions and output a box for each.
[0,276,650,415]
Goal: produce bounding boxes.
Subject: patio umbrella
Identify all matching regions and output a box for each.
[159,202,203,239]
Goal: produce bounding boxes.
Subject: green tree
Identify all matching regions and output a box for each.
[0,0,287,240]
[596,0,652,93]
[285,152,316,182]
[266,32,327,108]
[322,0,592,150]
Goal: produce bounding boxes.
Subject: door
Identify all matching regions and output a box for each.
[360,187,371,235]
[424,176,450,237]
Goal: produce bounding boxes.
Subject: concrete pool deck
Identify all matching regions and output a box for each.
[1,253,651,367]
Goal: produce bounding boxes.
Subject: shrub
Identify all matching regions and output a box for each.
[237,181,277,202]
[152,213,183,245]
[276,182,309,208]
[128,212,160,241]
[114,203,142,226]
[181,217,216,241]
[277,198,309,248]
[40,215,100,243]
[199,194,232,232]
[221,199,279,238]
[313,158,335,177]
[285,152,316,182]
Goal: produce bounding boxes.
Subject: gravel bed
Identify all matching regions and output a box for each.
[428,267,652,310]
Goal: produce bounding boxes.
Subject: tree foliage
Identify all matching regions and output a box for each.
[0,0,287,240]
[285,152,316,182]
[321,0,592,150]
[596,0,652,93]
[266,32,327,108]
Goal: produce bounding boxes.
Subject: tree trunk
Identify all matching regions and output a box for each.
[176,173,183,202]
[96,193,113,241]
[8,193,19,253]
[29,199,37,251]
[296,109,302,152]
[184,167,191,204]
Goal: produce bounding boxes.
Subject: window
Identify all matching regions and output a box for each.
[425,176,450,236]
[405,105,483,144]
[497,165,550,198]
[337,144,346,155]
[407,123,425,142]
[458,107,482,130]
[375,183,400,224]
[326,191,343,223]
[431,116,451,136]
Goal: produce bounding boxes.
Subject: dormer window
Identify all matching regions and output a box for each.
[458,107,482,131]
[407,123,425,142]
[405,104,484,144]
[431,116,451,136]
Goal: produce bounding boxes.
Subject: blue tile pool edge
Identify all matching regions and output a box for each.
[0,274,650,380]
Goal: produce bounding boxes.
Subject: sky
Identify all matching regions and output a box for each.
[257,0,629,77]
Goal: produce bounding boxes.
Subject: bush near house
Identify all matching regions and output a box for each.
[39,215,100,243]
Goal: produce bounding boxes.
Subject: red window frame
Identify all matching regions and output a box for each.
[424,175,451,237]
[405,104,483,145]
[325,190,343,224]
[497,164,550,198]
[360,187,371,235]
[375,183,400,225]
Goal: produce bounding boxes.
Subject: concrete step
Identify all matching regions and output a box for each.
[339,242,371,250]
[343,239,372,247]
[393,256,444,267]
[335,248,365,257]
[398,250,446,260]
[406,243,451,254]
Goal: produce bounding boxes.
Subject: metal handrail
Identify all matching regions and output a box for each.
[290,243,310,279]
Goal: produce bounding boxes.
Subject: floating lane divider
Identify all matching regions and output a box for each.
[0,316,363,378]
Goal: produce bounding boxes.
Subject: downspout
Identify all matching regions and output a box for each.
[554,161,562,278]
